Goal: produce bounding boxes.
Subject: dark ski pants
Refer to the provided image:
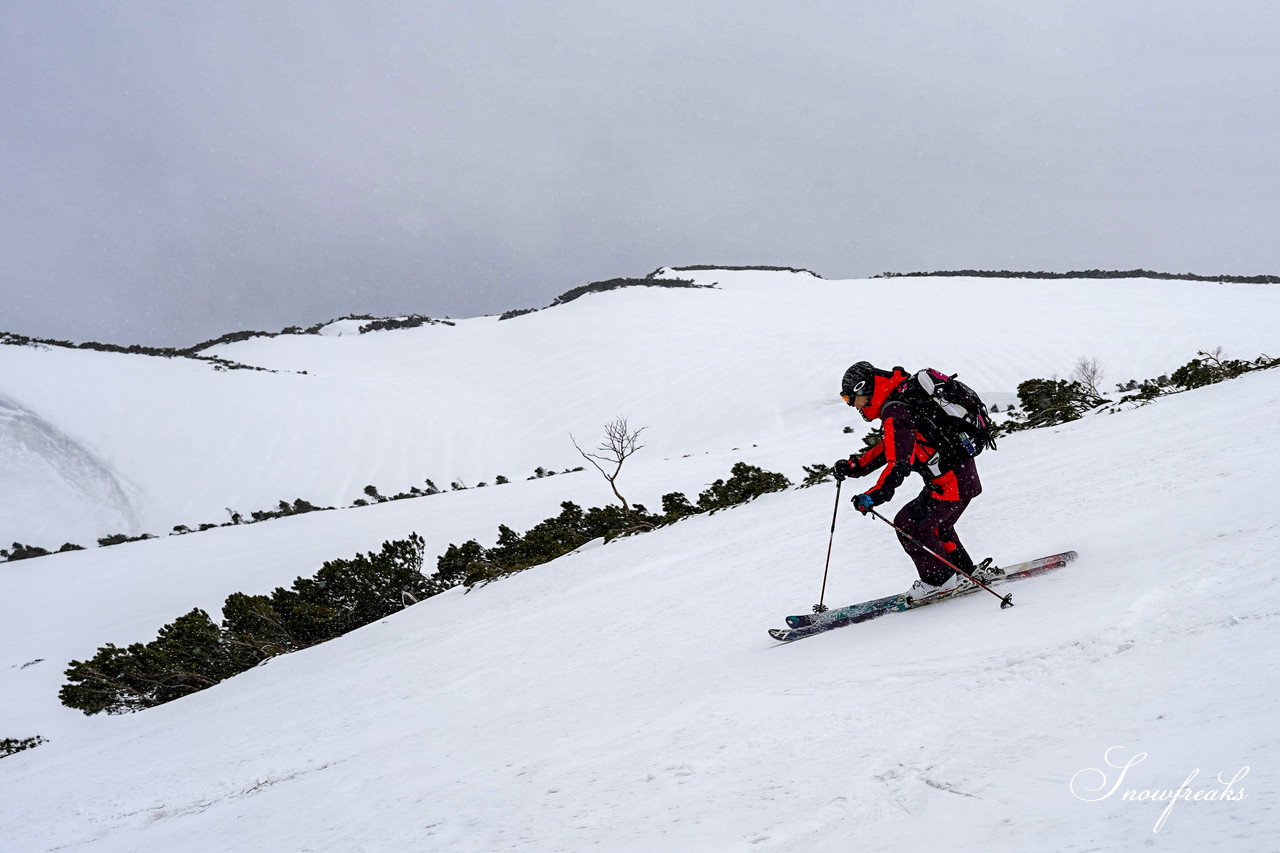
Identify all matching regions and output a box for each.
[893,460,982,586]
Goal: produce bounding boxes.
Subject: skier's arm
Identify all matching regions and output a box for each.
[852,441,887,475]
[862,403,916,505]
[835,440,886,480]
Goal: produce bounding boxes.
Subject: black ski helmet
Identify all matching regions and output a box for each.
[840,361,879,403]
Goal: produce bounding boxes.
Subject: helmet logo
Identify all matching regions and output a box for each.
[841,361,878,401]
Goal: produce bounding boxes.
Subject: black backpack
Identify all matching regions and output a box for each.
[894,368,998,467]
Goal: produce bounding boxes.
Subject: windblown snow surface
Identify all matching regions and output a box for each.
[1,270,1278,851]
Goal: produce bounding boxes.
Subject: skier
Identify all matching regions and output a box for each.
[833,361,985,602]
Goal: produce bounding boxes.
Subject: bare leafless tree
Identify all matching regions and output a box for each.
[1071,356,1106,401]
[571,416,647,512]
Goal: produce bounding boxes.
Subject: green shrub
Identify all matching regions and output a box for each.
[1,542,51,561]
[550,276,704,306]
[221,592,301,658]
[437,462,792,589]
[270,534,431,641]
[60,608,245,714]
[60,535,429,715]
[1116,378,1168,403]
[1007,350,1278,424]
[435,540,492,588]
[0,736,47,759]
[1170,350,1259,389]
[1111,350,1278,405]
[800,463,833,488]
[1004,378,1104,430]
[660,491,698,521]
[464,502,659,583]
[696,463,792,511]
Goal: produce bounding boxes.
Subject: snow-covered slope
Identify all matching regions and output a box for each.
[2,270,1278,547]
[2,358,1278,852]
[1,271,1278,851]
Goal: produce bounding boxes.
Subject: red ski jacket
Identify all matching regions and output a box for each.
[850,371,978,505]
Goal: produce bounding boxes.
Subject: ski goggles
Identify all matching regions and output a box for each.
[840,390,870,406]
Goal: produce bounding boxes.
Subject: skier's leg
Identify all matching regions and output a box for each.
[934,460,983,574]
[894,494,966,586]
[934,504,975,573]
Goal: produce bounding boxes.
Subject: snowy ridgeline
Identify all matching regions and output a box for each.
[0,271,1278,851]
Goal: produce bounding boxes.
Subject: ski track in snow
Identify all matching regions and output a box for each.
[1,272,1279,851]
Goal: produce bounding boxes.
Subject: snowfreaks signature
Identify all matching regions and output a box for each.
[1070,746,1248,833]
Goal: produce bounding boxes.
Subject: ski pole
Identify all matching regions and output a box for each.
[814,479,842,613]
[866,508,1013,609]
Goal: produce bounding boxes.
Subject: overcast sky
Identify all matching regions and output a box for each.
[3,1,1278,346]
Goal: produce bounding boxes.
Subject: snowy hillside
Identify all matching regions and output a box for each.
[1,271,1278,851]
[2,270,1279,549]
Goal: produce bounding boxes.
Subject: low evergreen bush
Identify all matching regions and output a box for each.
[1000,349,1278,430]
[432,462,792,590]
[1004,378,1103,430]
[1,542,50,561]
[696,463,792,511]
[550,276,705,307]
[800,463,833,488]
[60,535,429,715]
[59,609,243,714]
[0,735,47,758]
[660,491,697,520]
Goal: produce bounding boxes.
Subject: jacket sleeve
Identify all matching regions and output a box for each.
[851,440,887,475]
[864,402,917,505]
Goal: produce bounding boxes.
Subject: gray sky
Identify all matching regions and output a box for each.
[3,1,1279,346]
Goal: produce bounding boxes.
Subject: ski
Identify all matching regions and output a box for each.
[769,550,1077,642]
[783,550,1074,629]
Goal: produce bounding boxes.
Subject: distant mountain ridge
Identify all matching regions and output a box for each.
[8,267,1265,358]
[0,266,816,355]
[876,268,1280,284]
[0,314,457,366]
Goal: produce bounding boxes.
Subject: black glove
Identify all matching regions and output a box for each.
[833,458,856,481]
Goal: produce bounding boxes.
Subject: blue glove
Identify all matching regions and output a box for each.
[852,493,875,514]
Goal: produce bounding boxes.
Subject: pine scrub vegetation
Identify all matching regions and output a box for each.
[694,463,792,512]
[59,462,796,713]
[434,462,793,589]
[60,536,431,715]
[1001,349,1280,432]
[1003,377,1106,430]
[1,736,48,759]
